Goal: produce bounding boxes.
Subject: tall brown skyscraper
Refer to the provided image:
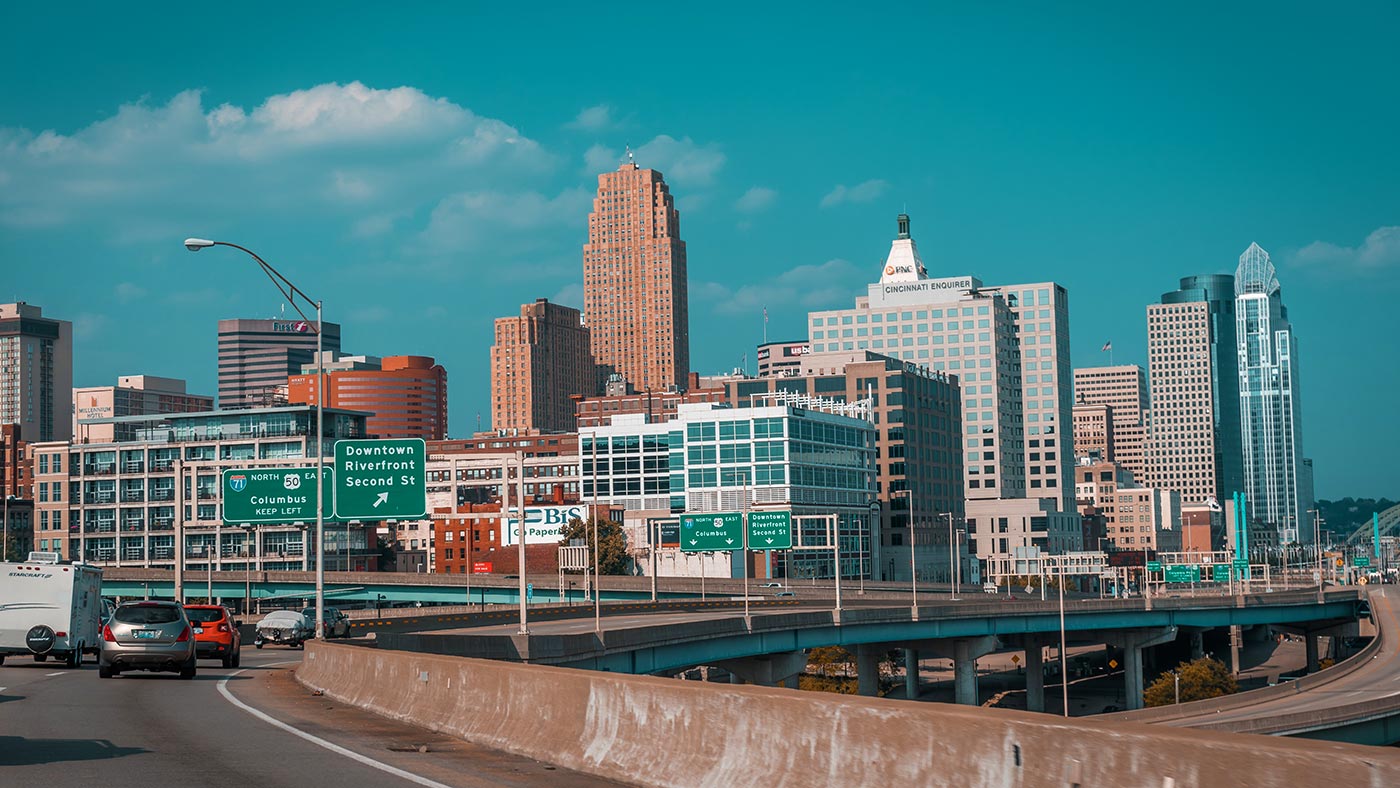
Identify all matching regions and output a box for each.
[582,156,689,392]
[490,299,595,432]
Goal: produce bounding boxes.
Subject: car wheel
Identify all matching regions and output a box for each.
[221,653,234,669]
[34,654,47,663]
[232,650,241,668]
[99,663,113,679]
[255,639,264,649]
[179,657,196,680]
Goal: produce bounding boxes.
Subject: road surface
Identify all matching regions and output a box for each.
[0,646,620,788]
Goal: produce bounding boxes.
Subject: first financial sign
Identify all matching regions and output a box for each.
[333,438,427,520]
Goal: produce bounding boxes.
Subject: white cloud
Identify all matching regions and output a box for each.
[114,282,147,303]
[73,313,109,340]
[1293,226,1400,272]
[635,135,725,186]
[583,143,620,175]
[0,82,553,237]
[697,258,867,315]
[550,282,585,307]
[820,179,889,208]
[567,104,618,131]
[415,188,591,253]
[735,186,777,214]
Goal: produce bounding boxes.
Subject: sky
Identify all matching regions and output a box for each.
[3,2,1397,499]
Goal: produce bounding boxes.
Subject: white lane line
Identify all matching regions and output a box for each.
[45,672,66,677]
[217,669,456,788]
[0,686,7,693]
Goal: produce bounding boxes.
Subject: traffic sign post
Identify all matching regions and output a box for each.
[1354,555,1371,568]
[747,510,793,550]
[680,512,742,551]
[222,467,334,524]
[332,438,427,520]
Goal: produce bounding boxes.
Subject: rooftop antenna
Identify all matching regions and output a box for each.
[625,144,635,166]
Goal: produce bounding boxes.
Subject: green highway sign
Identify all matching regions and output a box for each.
[748,510,792,550]
[1354,555,1371,568]
[1212,564,1232,583]
[222,467,334,525]
[1164,565,1199,583]
[1232,558,1249,570]
[333,438,427,520]
[1146,561,1163,572]
[680,512,742,552]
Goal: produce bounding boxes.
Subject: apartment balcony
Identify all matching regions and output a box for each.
[120,520,145,532]
[121,490,145,503]
[89,492,116,504]
[148,489,174,502]
[149,460,175,472]
[84,465,116,476]
[196,490,218,500]
[83,522,117,534]
[149,519,174,532]
[121,463,145,474]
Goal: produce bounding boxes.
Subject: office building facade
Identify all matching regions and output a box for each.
[1234,243,1308,544]
[1074,458,1182,552]
[582,158,690,393]
[490,299,594,433]
[1146,275,1243,507]
[756,340,811,377]
[1073,365,1149,481]
[73,376,213,444]
[1,302,73,442]
[30,405,372,569]
[1071,402,1114,463]
[580,398,878,579]
[289,354,448,440]
[217,318,341,409]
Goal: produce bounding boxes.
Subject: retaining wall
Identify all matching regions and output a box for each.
[296,641,1400,788]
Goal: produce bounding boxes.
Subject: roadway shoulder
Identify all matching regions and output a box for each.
[225,662,624,788]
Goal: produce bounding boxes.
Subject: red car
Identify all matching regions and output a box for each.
[183,604,242,668]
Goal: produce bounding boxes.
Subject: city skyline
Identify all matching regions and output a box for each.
[3,5,1398,497]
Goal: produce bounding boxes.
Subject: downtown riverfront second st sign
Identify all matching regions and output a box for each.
[748,510,792,549]
[333,438,427,520]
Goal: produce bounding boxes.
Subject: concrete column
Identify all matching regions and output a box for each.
[1189,631,1205,660]
[1305,634,1320,674]
[953,640,979,706]
[903,648,920,700]
[729,673,745,685]
[783,675,799,689]
[1106,627,1178,711]
[715,651,808,687]
[856,646,881,697]
[1025,641,1045,713]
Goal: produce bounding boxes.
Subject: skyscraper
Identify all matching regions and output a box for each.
[1073,365,1150,480]
[1145,275,1243,507]
[582,155,689,393]
[1234,243,1307,543]
[217,318,342,409]
[0,302,73,442]
[491,299,595,433]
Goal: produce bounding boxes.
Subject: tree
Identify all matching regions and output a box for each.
[558,517,630,575]
[375,535,397,572]
[1144,657,1238,707]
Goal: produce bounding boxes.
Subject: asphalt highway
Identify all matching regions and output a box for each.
[1172,586,1400,727]
[0,646,621,788]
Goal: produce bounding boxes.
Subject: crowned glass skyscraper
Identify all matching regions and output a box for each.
[1235,243,1308,544]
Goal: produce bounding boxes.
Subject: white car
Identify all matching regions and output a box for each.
[254,610,313,649]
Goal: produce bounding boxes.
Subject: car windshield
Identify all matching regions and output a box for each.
[113,605,181,624]
[184,608,225,624]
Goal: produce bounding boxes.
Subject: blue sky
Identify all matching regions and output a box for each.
[3,2,1397,498]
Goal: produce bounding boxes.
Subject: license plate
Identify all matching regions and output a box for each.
[192,627,203,634]
[134,630,157,639]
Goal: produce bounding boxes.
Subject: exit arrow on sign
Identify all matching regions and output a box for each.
[373,492,388,508]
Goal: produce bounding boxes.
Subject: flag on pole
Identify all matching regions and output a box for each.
[1101,341,1112,352]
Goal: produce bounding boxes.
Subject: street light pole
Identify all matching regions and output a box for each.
[898,490,917,618]
[1058,560,1068,717]
[183,237,326,639]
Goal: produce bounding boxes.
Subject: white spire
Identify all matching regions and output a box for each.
[1234,242,1279,296]
[879,213,928,283]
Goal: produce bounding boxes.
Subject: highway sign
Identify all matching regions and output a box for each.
[1354,556,1371,567]
[1011,654,1021,664]
[1164,565,1198,583]
[1146,561,1162,572]
[748,510,793,549]
[1232,558,1249,570]
[333,438,427,520]
[1212,564,1232,583]
[659,520,681,548]
[680,512,742,551]
[222,467,334,524]
[1108,659,1119,670]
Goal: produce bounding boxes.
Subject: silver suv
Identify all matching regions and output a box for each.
[99,601,197,679]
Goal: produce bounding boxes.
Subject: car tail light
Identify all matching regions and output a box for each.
[218,623,231,633]
[176,626,190,642]
[55,631,67,638]
[103,625,115,642]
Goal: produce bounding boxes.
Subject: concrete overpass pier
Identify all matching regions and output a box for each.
[714,651,807,688]
[1106,627,1177,710]
[903,648,920,700]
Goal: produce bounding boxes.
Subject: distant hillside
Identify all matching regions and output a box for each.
[1315,497,1398,537]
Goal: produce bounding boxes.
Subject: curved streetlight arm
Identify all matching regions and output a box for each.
[206,241,322,328]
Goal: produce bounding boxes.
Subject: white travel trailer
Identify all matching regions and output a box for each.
[0,552,103,667]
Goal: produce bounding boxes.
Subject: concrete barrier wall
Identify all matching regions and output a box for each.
[296,642,1400,788]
